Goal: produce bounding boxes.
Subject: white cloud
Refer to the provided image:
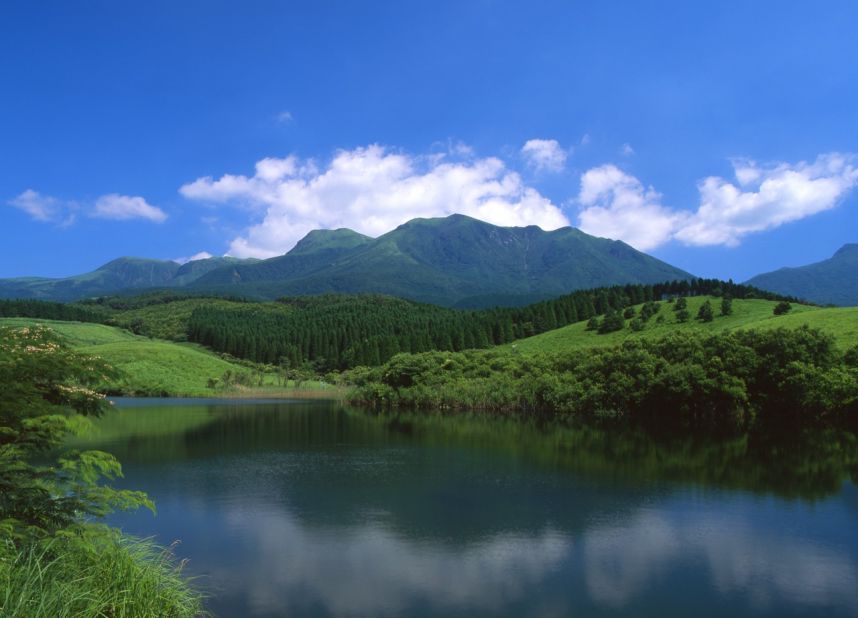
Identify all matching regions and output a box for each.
[181,144,570,258]
[577,153,858,250]
[521,139,568,173]
[578,165,687,251]
[175,251,214,264]
[620,143,635,156]
[92,194,167,223]
[677,153,858,246]
[276,110,293,124]
[9,189,61,222]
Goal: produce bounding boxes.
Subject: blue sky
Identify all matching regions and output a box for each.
[2,0,857,281]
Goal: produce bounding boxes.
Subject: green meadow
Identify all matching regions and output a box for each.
[0,317,332,397]
[507,297,858,354]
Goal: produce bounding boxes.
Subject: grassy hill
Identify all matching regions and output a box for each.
[0,318,262,396]
[507,297,858,354]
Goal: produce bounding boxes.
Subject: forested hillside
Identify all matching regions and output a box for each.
[0,279,801,372]
[185,279,796,370]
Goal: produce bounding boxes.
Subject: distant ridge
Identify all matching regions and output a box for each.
[746,244,858,306]
[187,214,694,306]
[0,214,694,307]
[0,256,256,302]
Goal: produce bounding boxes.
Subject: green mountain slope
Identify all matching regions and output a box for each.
[0,215,693,306]
[194,228,373,286]
[0,256,256,301]
[191,214,694,306]
[746,244,858,306]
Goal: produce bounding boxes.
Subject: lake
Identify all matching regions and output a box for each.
[76,397,858,617]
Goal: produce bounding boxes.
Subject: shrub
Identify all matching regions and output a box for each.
[773,301,792,315]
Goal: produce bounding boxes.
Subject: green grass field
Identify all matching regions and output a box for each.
[507,297,858,354]
[0,318,290,396]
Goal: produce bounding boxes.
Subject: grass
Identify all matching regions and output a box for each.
[507,297,858,354]
[0,532,205,618]
[0,318,337,397]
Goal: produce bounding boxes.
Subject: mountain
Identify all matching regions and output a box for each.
[0,256,256,302]
[0,215,694,306]
[746,244,858,306]
[188,214,693,306]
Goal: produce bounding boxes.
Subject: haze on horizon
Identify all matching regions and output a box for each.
[2,1,857,282]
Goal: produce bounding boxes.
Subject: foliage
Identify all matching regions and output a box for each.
[185,279,798,370]
[0,325,152,535]
[0,324,203,615]
[597,309,625,334]
[721,296,733,316]
[774,301,792,315]
[346,327,858,431]
[697,300,714,322]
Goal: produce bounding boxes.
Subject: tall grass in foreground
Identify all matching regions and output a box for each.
[0,532,205,618]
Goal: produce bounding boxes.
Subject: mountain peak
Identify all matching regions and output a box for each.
[291,228,373,255]
[833,243,858,258]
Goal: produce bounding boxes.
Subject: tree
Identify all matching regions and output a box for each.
[697,300,714,322]
[0,325,151,537]
[773,301,792,315]
[674,296,688,311]
[721,296,733,316]
[586,316,600,331]
[623,306,636,319]
[598,309,625,334]
[675,308,690,323]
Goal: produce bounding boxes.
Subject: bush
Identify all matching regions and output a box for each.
[773,301,792,315]
[697,300,714,322]
[598,310,625,334]
[721,297,733,316]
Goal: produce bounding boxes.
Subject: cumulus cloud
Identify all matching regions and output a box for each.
[577,153,858,250]
[521,139,568,172]
[92,194,167,223]
[578,165,686,251]
[677,154,858,246]
[8,189,61,222]
[180,144,570,258]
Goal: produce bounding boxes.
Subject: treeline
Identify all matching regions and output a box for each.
[0,298,109,323]
[186,279,799,370]
[346,327,858,431]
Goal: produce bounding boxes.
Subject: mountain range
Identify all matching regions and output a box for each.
[746,243,858,306]
[0,215,693,307]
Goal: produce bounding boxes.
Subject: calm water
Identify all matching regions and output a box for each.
[76,398,858,617]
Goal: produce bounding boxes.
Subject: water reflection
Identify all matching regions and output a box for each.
[77,399,858,617]
[583,506,858,611]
